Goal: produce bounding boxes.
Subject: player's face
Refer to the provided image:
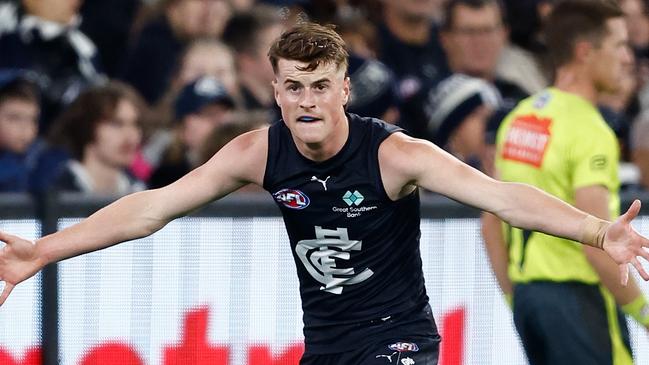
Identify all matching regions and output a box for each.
[273,59,350,151]
[86,99,141,168]
[590,18,634,93]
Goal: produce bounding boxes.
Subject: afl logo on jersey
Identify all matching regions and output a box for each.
[388,342,419,352]
[273,189,310,209]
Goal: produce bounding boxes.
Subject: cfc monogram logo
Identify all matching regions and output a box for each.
[296,226,374,294]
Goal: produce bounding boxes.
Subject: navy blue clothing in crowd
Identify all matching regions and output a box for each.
[0,141,68,193]
[377,23,449,102]
[120,16,184,104]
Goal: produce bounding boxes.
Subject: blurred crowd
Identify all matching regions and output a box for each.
[0,0,648,196]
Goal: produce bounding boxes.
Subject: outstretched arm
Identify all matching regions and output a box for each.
[480,148,513,305]
[379,133,649,284]
[481,212,513,304]
[0,128,268,305]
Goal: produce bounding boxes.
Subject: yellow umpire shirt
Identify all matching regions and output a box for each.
[495,87,620,284]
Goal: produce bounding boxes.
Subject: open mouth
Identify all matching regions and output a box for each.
[297,116,323,123]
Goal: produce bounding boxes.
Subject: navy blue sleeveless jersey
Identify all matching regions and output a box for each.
[263,113,433,354]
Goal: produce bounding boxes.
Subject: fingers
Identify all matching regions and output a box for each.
[0,231,20,245]
[0,231,13,244]
[0,283,14,306]
[643,236,649,249]
[631,257,649,281]
[622,199,642,223]
[639,247,649,262]
[619,263,629,286]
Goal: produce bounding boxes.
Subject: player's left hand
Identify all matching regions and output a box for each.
[603,200,649,285]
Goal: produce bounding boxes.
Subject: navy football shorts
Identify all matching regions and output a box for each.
[300,336,440,365]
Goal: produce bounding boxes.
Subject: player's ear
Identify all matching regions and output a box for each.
[272,79,281,107]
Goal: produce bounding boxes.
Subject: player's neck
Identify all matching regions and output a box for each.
[553,66,597,105]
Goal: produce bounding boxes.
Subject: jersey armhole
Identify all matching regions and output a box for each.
[373,130,415,203]
[262,122,280,190]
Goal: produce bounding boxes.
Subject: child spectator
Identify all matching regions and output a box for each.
[149,76,235,188]
[0,69,41,192]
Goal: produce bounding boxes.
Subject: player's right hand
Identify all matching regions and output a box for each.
[0,231,44,306]
[603,200,649,285]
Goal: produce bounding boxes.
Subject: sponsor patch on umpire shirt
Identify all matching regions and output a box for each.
[590,155,608,171]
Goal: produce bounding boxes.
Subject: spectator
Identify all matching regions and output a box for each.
[336,10,380,59]
[151,38,240,131]
[198,111,268,165]
[421,73,501,167]
[497,0,553,95]
[300,0,338,23]
[400,0,525,144]
[620,0,649,88]
[439,0,526,102]
[0,0,106,133]
[631,111,649,190]
[149,76,235,188]
[230,0,255,12]
[407,0,527,171]
[0,69,41,192]
[222,6,285,116]
[134,39,241,183]
[79,0,143,77]
[620,0,649,161]
[377,0,449,101]
[346,54,400,124]
[49,81,146,196]
[173,39,240,104]
[592,0,639,160]
[335,12,401,123]
[598,72,636,163]
[120,0,232,104]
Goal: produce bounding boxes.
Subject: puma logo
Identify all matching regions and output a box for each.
[376,351,398,363]
[310,175,330,191]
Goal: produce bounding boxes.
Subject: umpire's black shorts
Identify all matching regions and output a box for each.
[513,281,633,365]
